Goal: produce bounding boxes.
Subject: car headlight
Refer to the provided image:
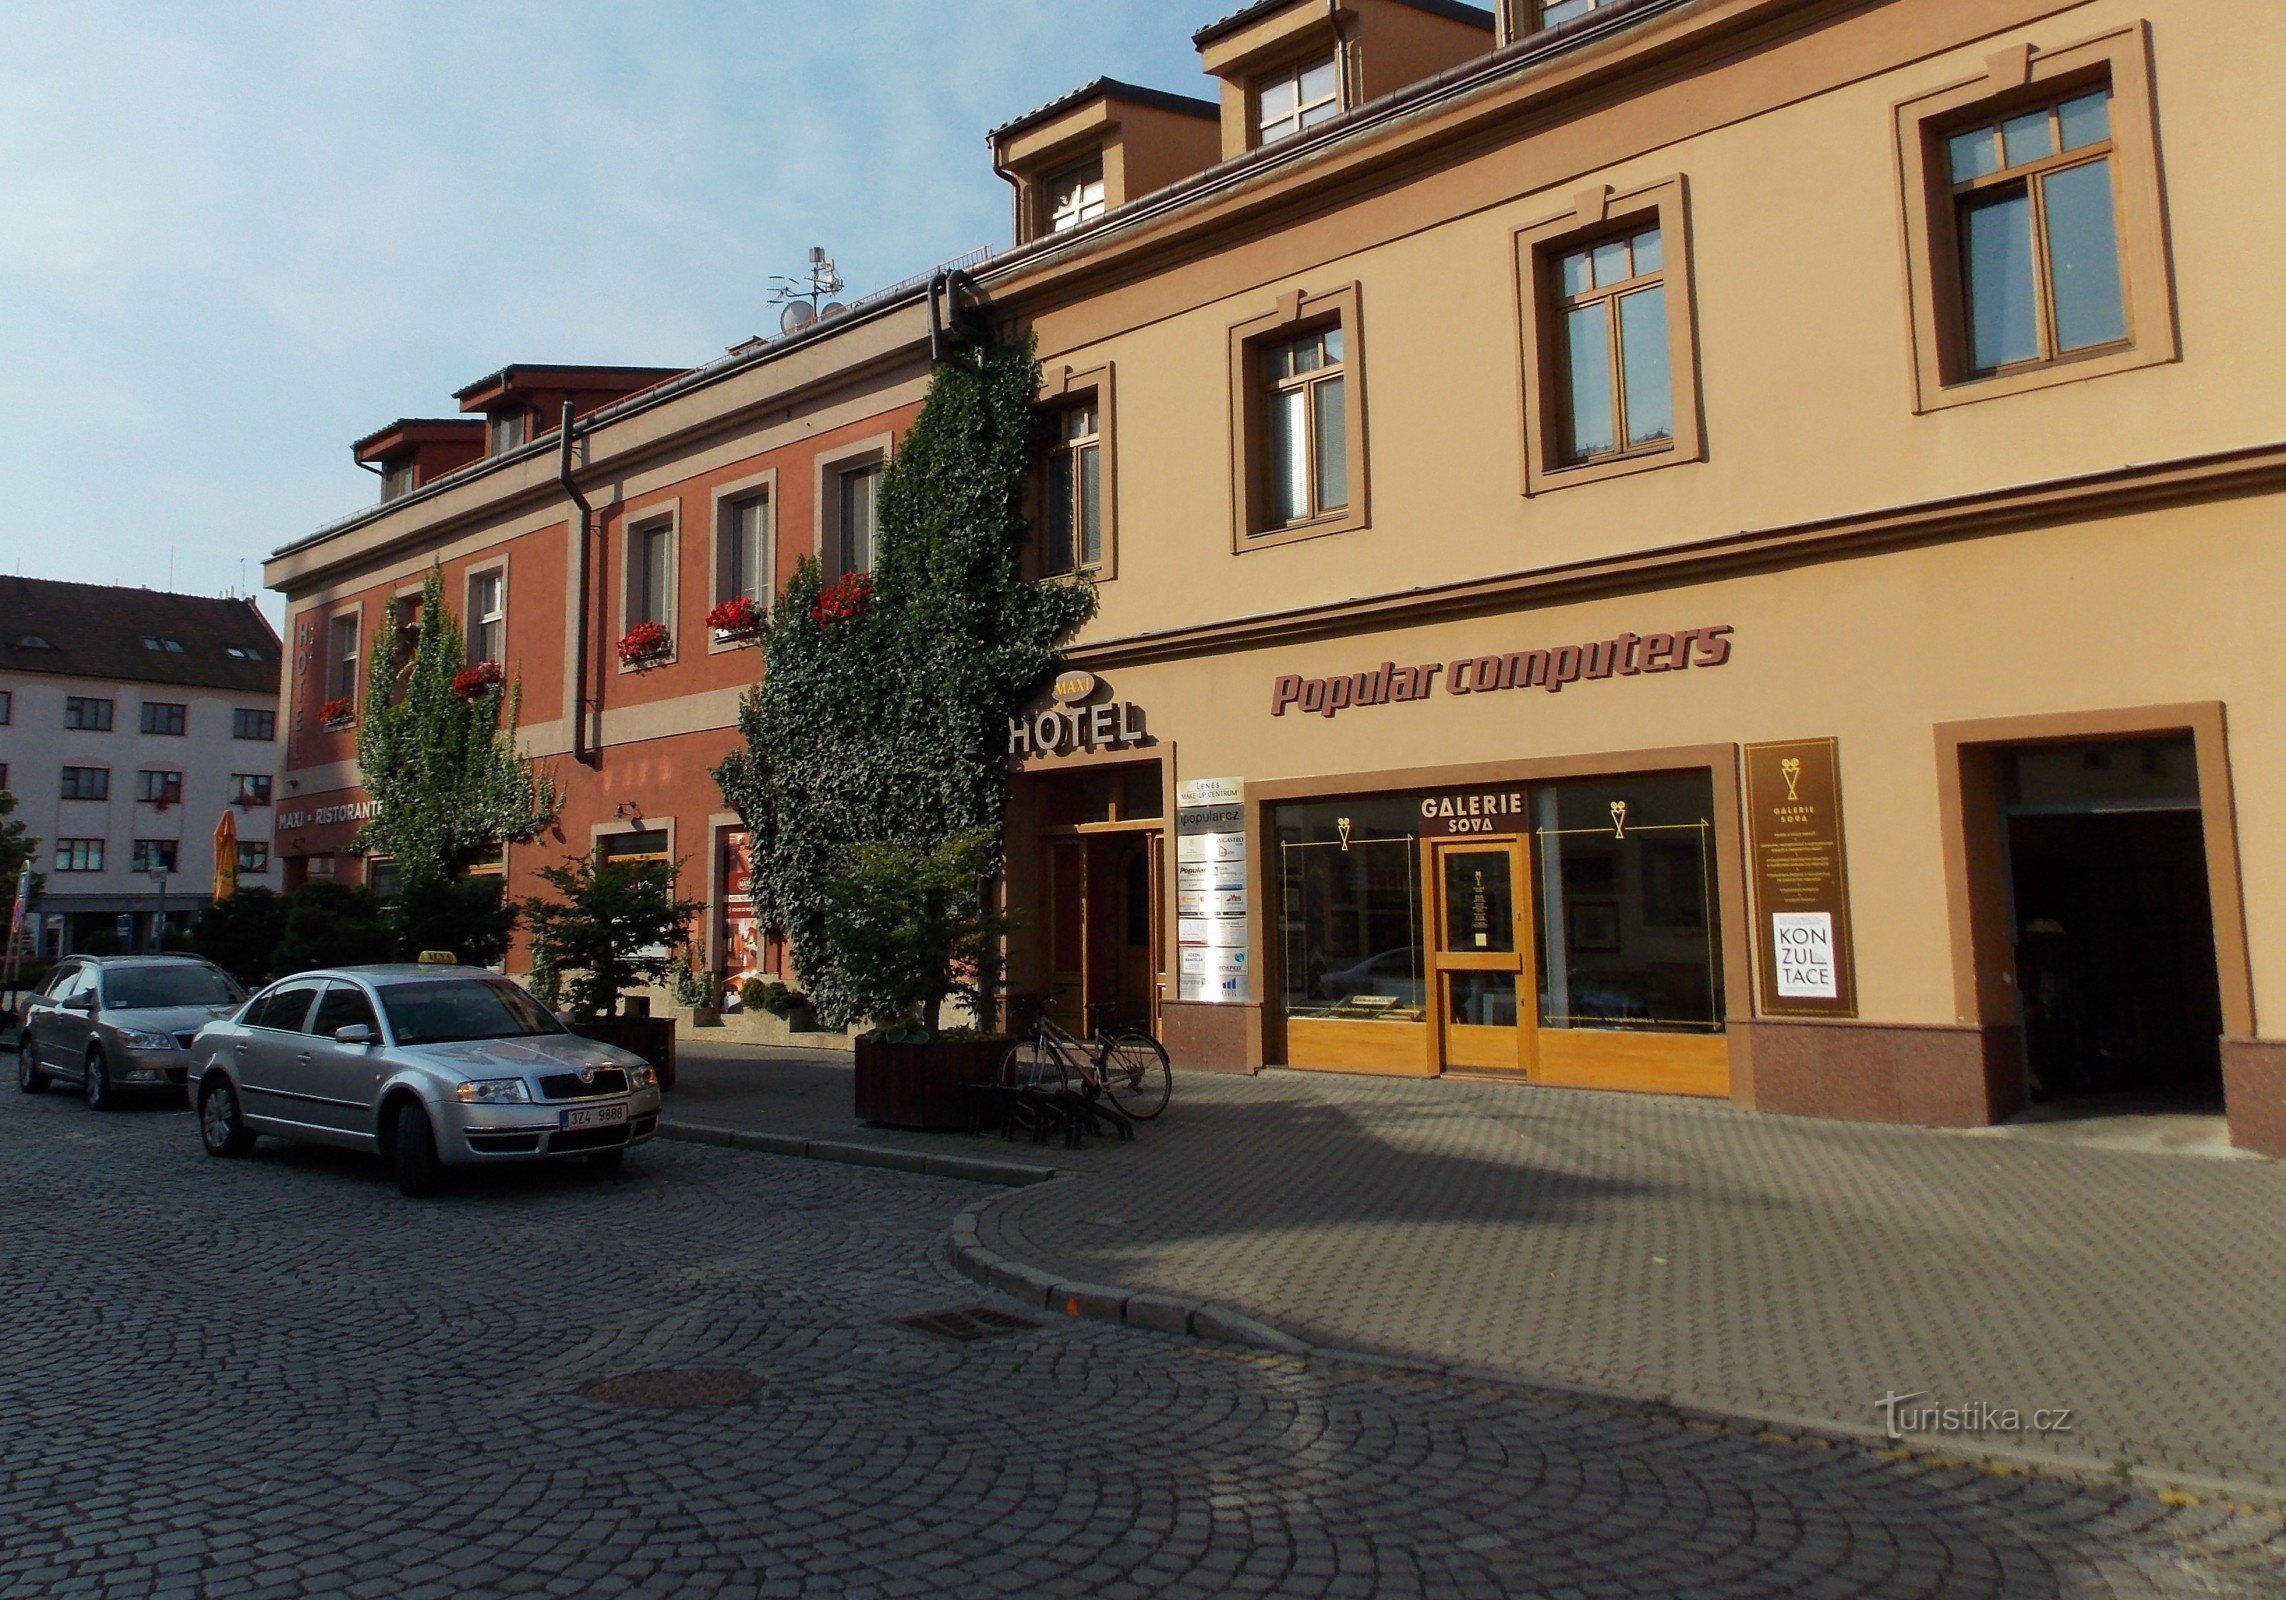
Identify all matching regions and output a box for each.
[114,1029,177,1051]
[456,1078,532,1104]
[626,1064,657,1091]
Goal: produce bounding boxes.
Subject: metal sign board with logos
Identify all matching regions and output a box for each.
[1175,777,1249,1003]
[1745,738,1858,1017]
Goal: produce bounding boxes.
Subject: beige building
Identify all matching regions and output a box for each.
[267,0,2286,1155]
[975,0,2286,1154]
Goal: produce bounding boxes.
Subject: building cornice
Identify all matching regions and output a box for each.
[1067,442,2286,669]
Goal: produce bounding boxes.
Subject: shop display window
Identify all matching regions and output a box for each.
[1276,797,1425,1024]
[1531,772,1722,1032]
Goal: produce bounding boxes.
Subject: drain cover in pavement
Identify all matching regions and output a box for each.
[577,1367,762,1409]
[896,1306,1040,1343]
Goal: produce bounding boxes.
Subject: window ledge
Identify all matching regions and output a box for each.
[1241,508,1368,552]
[1536,440,1689,494]
[1918,341,2171,414]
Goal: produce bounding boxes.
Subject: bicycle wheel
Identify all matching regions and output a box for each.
[1100,1032,1171,1120]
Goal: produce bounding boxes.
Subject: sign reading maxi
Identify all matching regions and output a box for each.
[1272,624,1735,718]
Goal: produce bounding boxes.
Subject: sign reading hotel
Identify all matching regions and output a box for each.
[1008,670,1148,757]
[1271,624,1733,718]
[1175,776,1248,1004]
[1744,738,1857,1017]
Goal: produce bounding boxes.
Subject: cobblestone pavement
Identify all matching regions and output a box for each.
[7,1092,2286,1598]
[671,1047,2286,1490]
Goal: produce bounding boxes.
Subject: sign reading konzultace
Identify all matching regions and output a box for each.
[1744,738,1858,1018]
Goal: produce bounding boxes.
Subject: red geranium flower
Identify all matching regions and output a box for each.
[319,696,355,727]
[617,621,672,669]
[453,660,504,701]
[809,572,872,626]
[704,596,764,638]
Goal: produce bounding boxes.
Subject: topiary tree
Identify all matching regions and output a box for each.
[392,873,518,969]
[713,336,1095,1031]
[821,829,1009,1040]
[354,564,559,895]
[522,852,703,1021]
[274,880,397,973]
[190,886,291,985]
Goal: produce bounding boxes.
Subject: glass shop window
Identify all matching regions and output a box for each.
[1275,797,1425,1025]
[1532,771,1723,1033]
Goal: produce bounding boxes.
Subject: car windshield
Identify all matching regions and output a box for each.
[104,965,246,1010]
[380,979,565,1046]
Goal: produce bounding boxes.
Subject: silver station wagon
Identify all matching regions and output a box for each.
[190,966,662,1196]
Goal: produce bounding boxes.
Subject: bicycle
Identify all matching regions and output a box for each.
[1003,993,1173,1123]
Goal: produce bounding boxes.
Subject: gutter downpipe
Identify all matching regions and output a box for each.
[557,401,600,769]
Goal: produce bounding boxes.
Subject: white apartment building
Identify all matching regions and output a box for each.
[0,578,282,956]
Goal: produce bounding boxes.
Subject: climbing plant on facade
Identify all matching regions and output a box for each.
[713,335,1095,1029]
[354,564,561,891]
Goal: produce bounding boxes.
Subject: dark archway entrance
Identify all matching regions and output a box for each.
[2000,737,2224,1107]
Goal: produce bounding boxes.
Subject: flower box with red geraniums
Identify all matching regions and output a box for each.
[319,697,355,729]
[810,573,872,626]
[616,621,672,670]
[704,596,764,642]
[453,660,504,701]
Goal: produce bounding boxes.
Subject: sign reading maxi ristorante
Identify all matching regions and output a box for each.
[1271,624,1735,718]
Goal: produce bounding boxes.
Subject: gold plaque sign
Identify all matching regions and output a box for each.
[1745,738,1857,1017]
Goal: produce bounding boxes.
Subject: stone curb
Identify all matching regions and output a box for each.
[658,1119,1060,1189]
[942,1189,2286,1512]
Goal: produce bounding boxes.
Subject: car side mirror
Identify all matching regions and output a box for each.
[66,992,97,1013]
[334,1023,374,1047]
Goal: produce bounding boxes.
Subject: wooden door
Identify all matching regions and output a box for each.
[1427,837,1534,1074]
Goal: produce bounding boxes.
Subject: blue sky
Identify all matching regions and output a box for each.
[0,3,1209,625]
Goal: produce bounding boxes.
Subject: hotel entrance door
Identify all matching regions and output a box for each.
[1428,838,1534,1073]
[1045,830,1164,1034]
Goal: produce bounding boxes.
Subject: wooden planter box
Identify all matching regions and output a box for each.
[853,1035,1010,1131]
[571,1015,679,1091]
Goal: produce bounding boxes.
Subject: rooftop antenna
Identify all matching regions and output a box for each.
[770,245,845,335]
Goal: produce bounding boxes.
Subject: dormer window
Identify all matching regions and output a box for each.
[381,460,415,500]
[1046,157,1107,234]
[486,409,528,455]
[1256,54,1339,146]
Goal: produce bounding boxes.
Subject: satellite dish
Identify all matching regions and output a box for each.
[779,301,817,334]
[820,301,847,319]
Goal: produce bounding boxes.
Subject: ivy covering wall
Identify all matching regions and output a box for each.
[355,564,561,888]
[714,337,1095,1027]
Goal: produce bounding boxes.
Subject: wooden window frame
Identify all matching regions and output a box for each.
[230,773,273,806]
[1514,177,1703,496]
[1038,362,1118,582]
[618,503,680,671]
[1043,155,1107,235]
[237,842,272,875]
[64,696,114,731]
[59,766,109,802]
[812,434,894,583]
[135,770,182,805]
[1254,50,1342,148]
[324,611,361,708]
[131,839,180,875]
[233,708,275,742]
[1894,24,2176,414]
[464,562,508,668]
[140,701,188,737]
[708,466,778,653]
[55,839,104,873]
[1228,284,1369,553]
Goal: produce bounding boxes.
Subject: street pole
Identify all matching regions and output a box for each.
[150,870,169,952]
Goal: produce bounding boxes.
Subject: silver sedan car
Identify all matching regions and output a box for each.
[16,955,248,1108]
[189,966,662,1196]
